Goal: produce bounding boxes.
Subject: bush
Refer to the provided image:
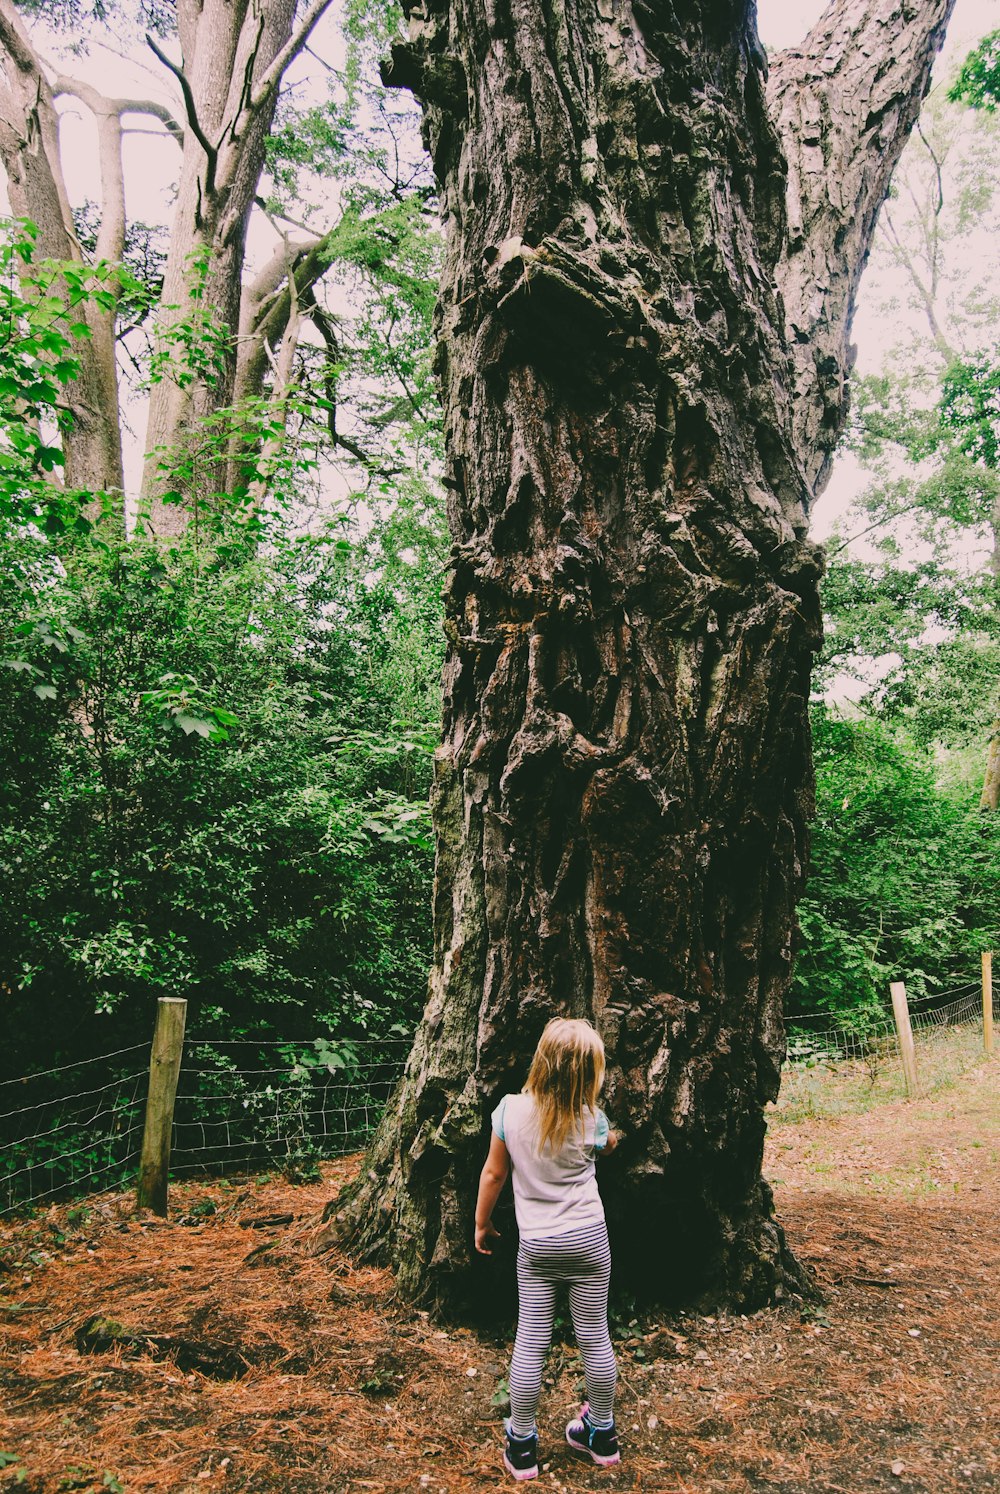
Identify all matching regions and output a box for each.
[0,508,444,1074]
[791,707,1000,1023]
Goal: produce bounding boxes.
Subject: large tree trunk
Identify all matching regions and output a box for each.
[331,0,955,1314]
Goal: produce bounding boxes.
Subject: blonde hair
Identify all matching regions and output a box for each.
[524,1018,606,1154]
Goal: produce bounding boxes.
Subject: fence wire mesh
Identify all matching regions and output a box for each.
[0,1036,411,1218]
[2,971,995,1214]
[169,1039,411,1177]
[1,1061,147,1216]
[778,981,997,1121]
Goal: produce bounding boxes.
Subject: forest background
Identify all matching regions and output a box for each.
[2,0,999,1090]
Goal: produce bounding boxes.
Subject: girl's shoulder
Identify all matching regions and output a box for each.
[491,1091,534,1140]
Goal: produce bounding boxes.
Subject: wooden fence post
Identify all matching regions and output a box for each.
[983,951,994,1057]
[890,980,919,1098]
[137,997,188,1215]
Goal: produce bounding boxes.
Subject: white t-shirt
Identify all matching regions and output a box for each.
[491,1091,609,1239]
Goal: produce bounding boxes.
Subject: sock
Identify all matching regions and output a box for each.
[586,1412,614,1432]
[506,1417,537,1440]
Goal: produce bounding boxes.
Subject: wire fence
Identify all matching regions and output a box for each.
[169,1039,411,1179]
[2,965,995,1216]
[0,1036,410,1219]
[778,977,996,1121]
[0,1050,149,1218]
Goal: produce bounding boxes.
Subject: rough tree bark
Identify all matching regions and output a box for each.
[330,0,955,1313]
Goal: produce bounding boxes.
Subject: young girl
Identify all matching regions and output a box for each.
[475,1017,620,1481]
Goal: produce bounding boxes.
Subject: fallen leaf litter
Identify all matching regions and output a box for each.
[0,1065,997,1492]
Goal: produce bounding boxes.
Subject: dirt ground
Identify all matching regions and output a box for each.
[1,1061,997,1494]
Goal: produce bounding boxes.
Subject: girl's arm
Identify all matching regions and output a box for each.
[474,1132,510,1254]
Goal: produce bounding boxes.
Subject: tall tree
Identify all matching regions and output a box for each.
[330,0,956,1312]
[0,0,435,534]
[832,72,1000,808]
[137,0,328,528]
[0,0,132,501]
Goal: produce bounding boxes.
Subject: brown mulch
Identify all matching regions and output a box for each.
[1,1064,998,1493]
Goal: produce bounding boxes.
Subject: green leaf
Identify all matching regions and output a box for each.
[174,713,214,738]
[32,684,57,700]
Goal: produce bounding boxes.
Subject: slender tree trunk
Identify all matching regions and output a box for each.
[981,733,1000,811]
[0,0,124,515]
[329,0,956,1313]
[139,0,335,534]
[981,512,1000,811]
[138,0,293,533]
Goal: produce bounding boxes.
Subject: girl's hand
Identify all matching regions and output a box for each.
[475,1220,501,1254]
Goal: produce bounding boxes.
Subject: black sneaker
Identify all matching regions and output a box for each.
[503,1421,539,1481]
[565,1403,620,1466]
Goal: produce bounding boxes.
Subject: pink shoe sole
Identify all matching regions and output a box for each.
[565,1428,621,1466]
[502,1451,538,1481]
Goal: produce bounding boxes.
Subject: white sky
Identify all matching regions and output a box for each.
[758,0,1000,536]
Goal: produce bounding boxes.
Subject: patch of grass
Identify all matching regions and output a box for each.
[772,1025,993,1125]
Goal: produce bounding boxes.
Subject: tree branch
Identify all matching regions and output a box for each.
[916,120,945,218]
[769,0,957,499]
[0,0,39,74]
[146,33,217,192]
[50,76,130,266]
[118,98,182,143]
[879,205,955,361]
[52,77,183,142]
[249,0,336,111]
[0,0,78,250]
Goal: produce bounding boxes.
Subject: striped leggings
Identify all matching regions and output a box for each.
[508,1220,617,1435]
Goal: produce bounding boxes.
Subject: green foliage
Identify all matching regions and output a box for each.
[940,348,1000,468]
[341,0,404,102]
[0,503,444,1070]
[147,244,227,392]
[16,0,171,30]
[264,95,351,216]
[73,204,165,335]
[818,540,998,751]
[0,220,130,532]
[792,710,1000,1021]
[949,29,1000,113]
[809,72,1000,1027]
[0,215,446,1074]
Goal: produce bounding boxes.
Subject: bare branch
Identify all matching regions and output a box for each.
[121,125,182,138]
[254,195,324,238]
[146,32,217,192]
[878,203,955,361]
[49,77,132,266]
[52,77,182,142]
[250,0,336,111]
[916,121,945,218]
